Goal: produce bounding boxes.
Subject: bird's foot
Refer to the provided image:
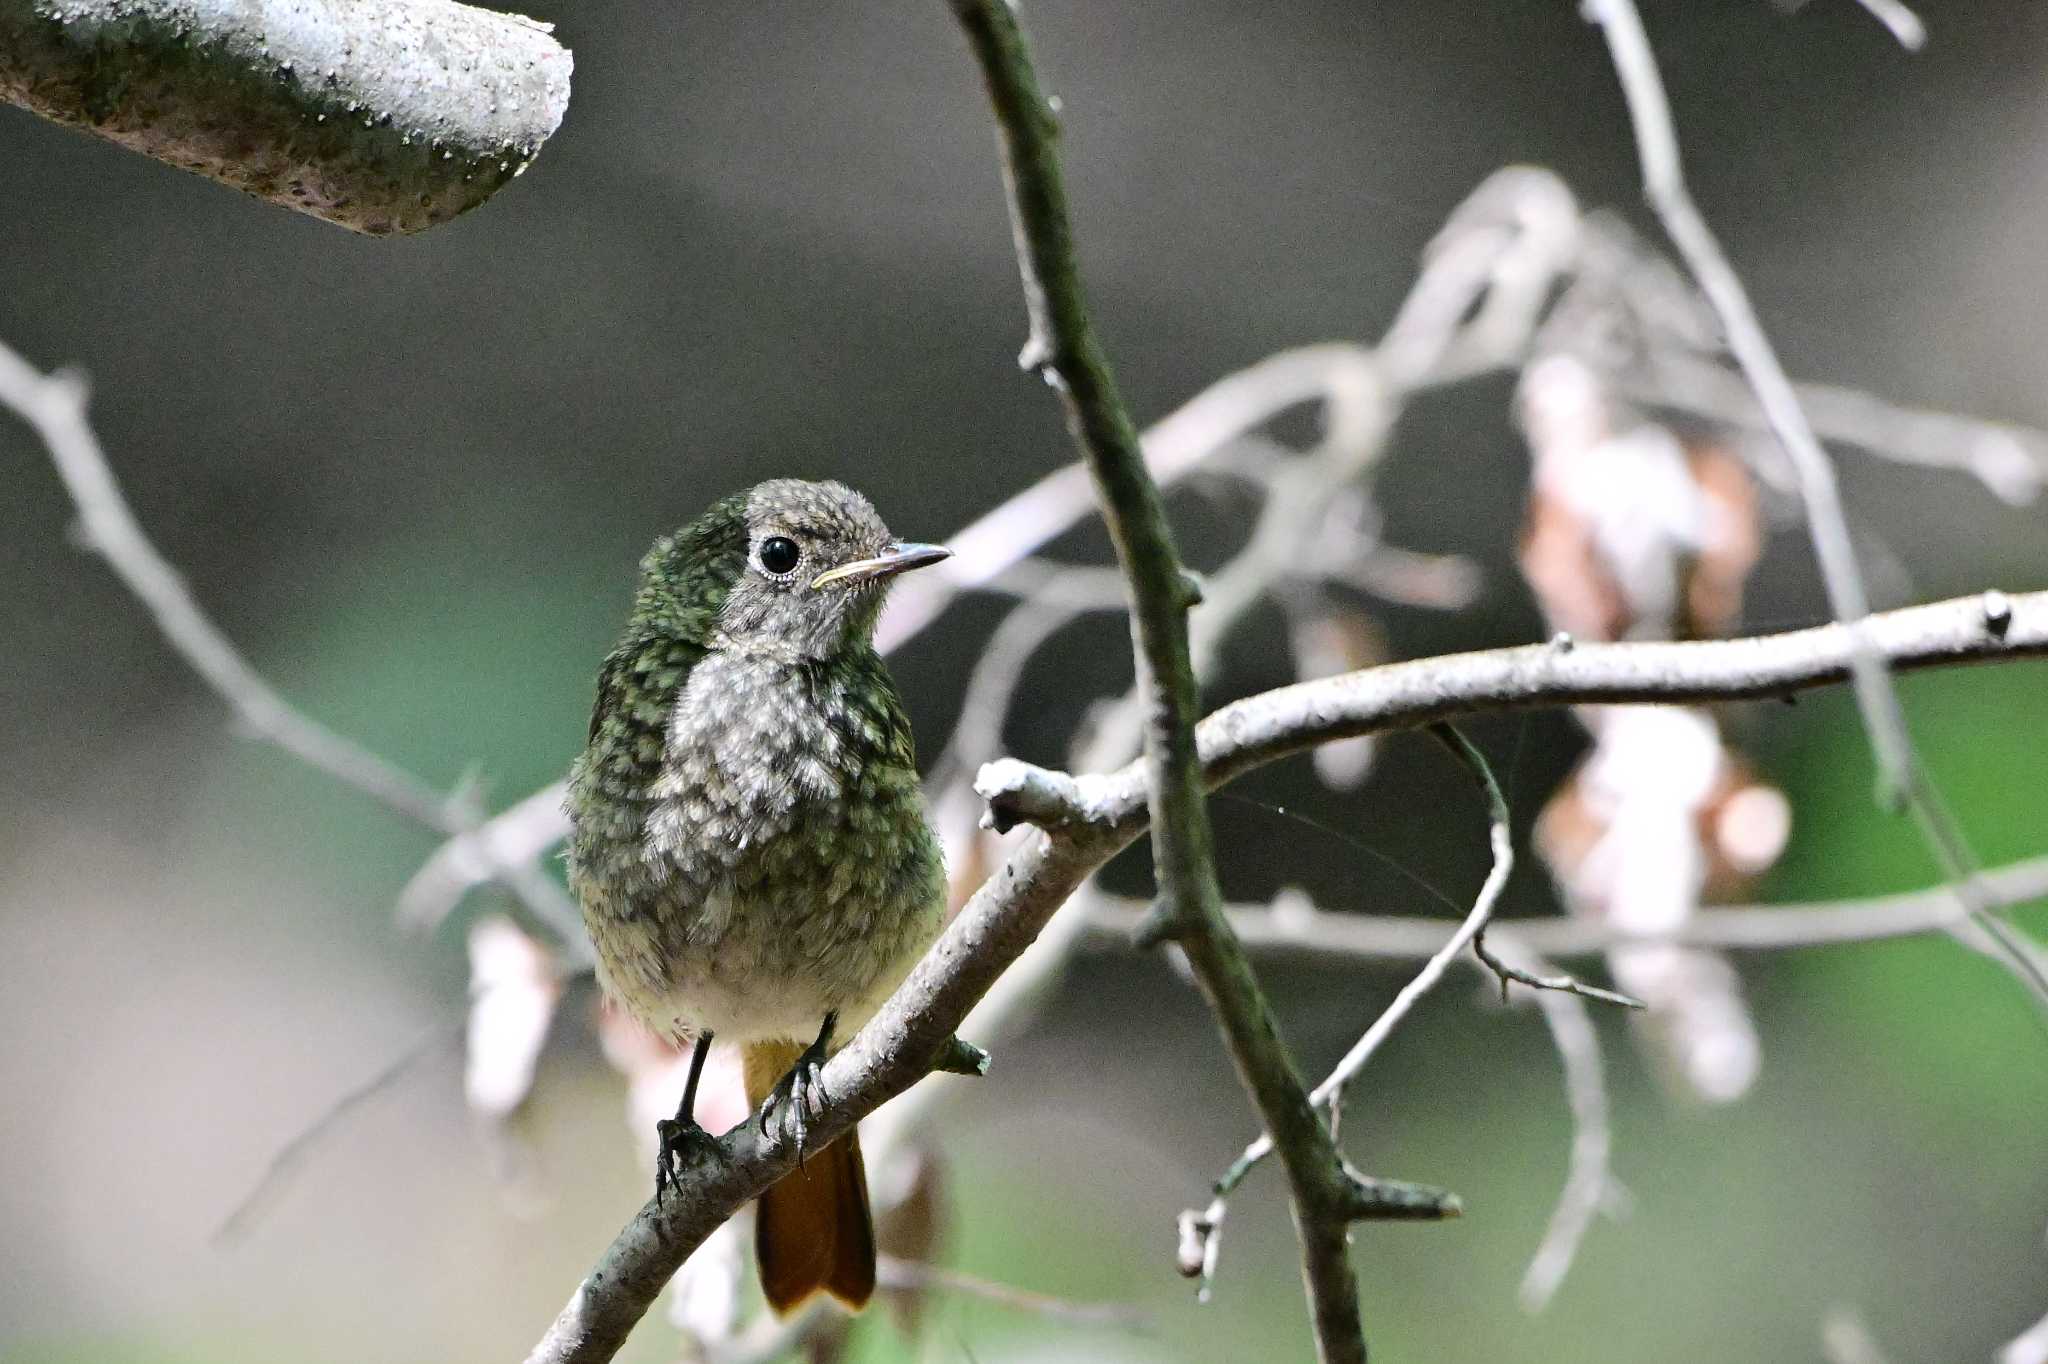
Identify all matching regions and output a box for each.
[654,1115,723,1205]
[760,1030,833,1171]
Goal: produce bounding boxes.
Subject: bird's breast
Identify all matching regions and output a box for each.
[576,650,943,1043]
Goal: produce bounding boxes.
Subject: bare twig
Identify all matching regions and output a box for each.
[0,345,460,828]
[875,1256,1149,1329]
[0,339,586,949]
[875,343,1401,656]
[1482,932,1624,1313]
[396,783,587,950]
[1203,725,1636,1218]
[1581,0,2048,1012]
[941,4,1371,1359]
[1626,357,2047,507]
[1434,728,1645,1012]
[1472,933,1643,1009]
[1086,848,2048,960]
[212,1020,461,1244]
[933,567,1126,782]
[1203,730,1504,1194]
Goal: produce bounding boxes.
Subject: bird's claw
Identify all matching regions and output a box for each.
[760,1035,832,1171]
[654,1115,722,1204]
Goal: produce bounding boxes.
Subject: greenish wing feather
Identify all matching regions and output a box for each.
[585,632,706,798]
[582,490,751,786]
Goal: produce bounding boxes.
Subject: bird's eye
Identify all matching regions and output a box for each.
[758,535,801,576]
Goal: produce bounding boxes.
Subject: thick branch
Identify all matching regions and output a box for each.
[0,0,570,234]
[941,4,1366,1358]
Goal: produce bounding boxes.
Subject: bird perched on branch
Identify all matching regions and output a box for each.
[567,479,951,1315]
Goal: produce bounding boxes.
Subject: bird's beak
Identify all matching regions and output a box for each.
[810,540,952,589]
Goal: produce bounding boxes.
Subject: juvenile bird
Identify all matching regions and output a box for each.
[567,479,950,1315]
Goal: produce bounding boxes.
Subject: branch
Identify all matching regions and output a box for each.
[941,5,1372,1359]
[0,0,570,234]
[1437,728,1644,1012]
[525,588,2046,1362]
[1624,355,2048,507]
[873,1256,1148,1329]
[1180,591,2047,795]
[1581,0,2048,1011]
[1199,726,1634,1226]
[1085,849,2048,960]
[1482,933,1625,1313]
[0,338,586,948]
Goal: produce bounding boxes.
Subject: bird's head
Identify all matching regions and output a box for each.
[631,479,949,660]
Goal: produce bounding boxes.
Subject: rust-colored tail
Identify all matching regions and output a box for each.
[742,1039,876,1316]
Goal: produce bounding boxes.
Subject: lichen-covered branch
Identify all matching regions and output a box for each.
[0,0,570,234]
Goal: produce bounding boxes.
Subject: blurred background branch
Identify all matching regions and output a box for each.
[1582,0,2048,1011]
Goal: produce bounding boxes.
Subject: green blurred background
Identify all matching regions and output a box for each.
[3,1,2045,1360]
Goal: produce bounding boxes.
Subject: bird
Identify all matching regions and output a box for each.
[566,478,951,1316]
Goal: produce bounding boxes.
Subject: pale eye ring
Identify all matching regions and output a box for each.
[758,535,801,576]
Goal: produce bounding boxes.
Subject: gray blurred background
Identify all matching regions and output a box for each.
[4,2,2046,1361]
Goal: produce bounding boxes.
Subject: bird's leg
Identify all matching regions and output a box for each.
[654,1031,720,1204]
[761,1011,835,1172]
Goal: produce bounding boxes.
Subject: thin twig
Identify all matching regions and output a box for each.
[933,567,1126,782]
[211,1020,461,1244]
[1581,0,2048,1013]
[0,344,460,829]
[1433,727,1645,1011]
[1621,356,2048,507]
[1084,849,2048,959]
[874,343,1401,656]
[941,4,1368,1359]
[1208,725,1522,1205]
[396,783,587,949]
[1482,932,1624,1313]
[0,339,587,949]
[1470,934,1643,1010]
[875,1256,1149,1329]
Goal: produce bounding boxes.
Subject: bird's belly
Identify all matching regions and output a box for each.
[587,864,938,1046]
[575,648,945,1046]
